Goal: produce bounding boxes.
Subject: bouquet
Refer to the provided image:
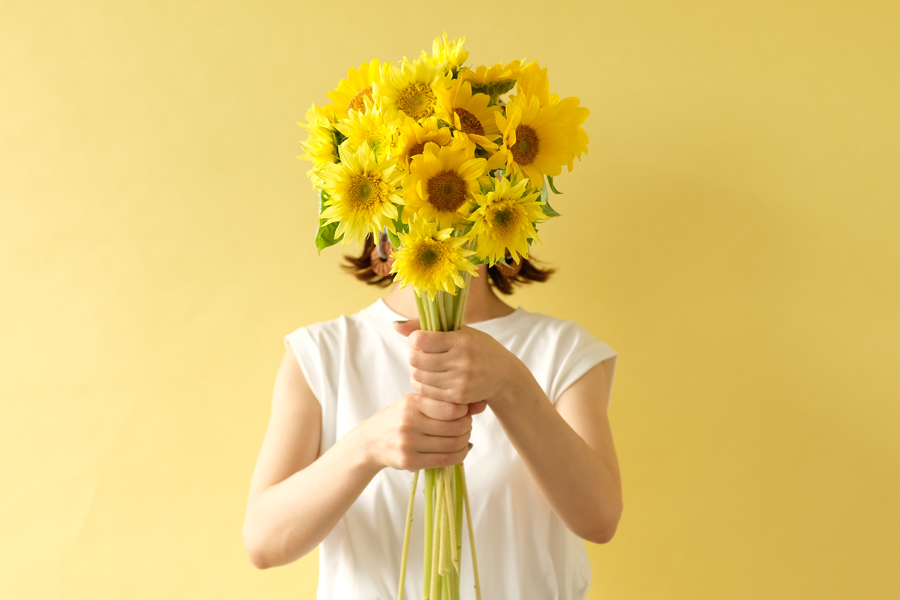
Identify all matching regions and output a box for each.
[299,32,589,600]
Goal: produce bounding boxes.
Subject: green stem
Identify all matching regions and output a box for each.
[423,468,434,599]
[442,466,459,573]
[460,464,482,600]
[415,291,430,332]
[429,469,444,600]
[437,291,449,331]
[454,464,464,561]
[397,470,419,600]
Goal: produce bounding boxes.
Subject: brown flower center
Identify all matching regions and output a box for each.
[349,86,373,113]
[348,173,385,208]
[417,244,441,267]
[407,142,426,159]
[426,170,468,213]
[454,108,484,136]
[397,83,436,120]
[511,125,540,165]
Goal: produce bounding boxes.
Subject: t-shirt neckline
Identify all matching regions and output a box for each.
[369,297,525,331]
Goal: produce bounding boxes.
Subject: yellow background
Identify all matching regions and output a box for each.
[2,1,898,598]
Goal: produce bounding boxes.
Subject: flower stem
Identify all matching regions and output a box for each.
[429,469,444,600]
[442,466,459,572]
[397,470,419,600]
[415,291,430,332]
[422,468,434,599]
[460,464,482,600]
[454,464,464,560]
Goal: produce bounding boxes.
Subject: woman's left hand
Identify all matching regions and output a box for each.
[393,319,522,405]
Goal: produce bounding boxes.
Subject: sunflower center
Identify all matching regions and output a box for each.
[407,141,426,159]
[417,243,442,267]
[493,208,513,227]
[511,125,540,166]
[426,170,468,213]
[397,83,436,120]
[454,108,484,136]
[349,86,373,112]
[348,173,385,207]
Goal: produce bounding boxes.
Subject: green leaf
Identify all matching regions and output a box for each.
[540,177,562,218]
[546,176,563,194]
[315,189,342,254]
[315,221,341,254]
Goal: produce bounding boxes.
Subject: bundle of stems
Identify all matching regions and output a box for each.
[396,270,482,600]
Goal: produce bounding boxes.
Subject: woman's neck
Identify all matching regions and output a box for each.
[382,265,516,325]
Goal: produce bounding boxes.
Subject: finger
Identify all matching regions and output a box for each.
[418,396,468,421]
[415,431,471,454]
[414,445,470,470]
[411,378,456,403]
[408,348,451,372]
[410,366,454,388]
[392,319,422,337]
[407,329,459,353]
[418,413,472,437]
[467,400,488,416]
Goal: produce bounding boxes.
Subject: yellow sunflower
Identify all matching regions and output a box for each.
[468,173,547,266]
[395,116,453,169]
[511,61,590,171]
[390,214,478,301]
[435,79,501,151]
[457,59,526,104]
[458,60,523,87]
[420,32,468,71]
[298,103,341,186]
[317,142,403,247]
[335,96,403,162]
[327,58,384,118]
[401,142,487,229]
[374,57,452,122]
[494,94,575,185]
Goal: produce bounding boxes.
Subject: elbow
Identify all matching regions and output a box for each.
[243,523,273,570]
[579,503,622,545]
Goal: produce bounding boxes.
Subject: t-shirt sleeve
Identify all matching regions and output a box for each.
[549,322,619,410]
[284,326,325,408]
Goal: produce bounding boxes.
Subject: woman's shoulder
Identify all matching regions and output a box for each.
[284,301,384,343]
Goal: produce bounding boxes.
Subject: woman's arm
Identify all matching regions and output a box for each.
[242,346,379,569]
[397,322,623,544]
[243,345,480,569]
[488,359,622,544]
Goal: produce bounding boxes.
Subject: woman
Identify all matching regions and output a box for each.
[243,234,622,600]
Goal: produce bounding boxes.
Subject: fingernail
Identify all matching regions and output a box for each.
[468,442,474,451]
[395,320,408,324]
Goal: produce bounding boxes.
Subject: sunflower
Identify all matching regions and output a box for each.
[457,59,525,104]
[298,103,341,186]
[327,59,384,118]
[395,116,453,169]
[335,96,403,162]
[468,172,546,266]
[420,32,468,72]
[435,79,501,151]
[511,61,590,171]
[493,94,576,185]
[401,142,487,229]
[317,142,403,247]
[375,57,452,122]
[390,214,478,301]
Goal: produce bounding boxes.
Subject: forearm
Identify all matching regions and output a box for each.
[489,364,622,543]
[243,424,382,568]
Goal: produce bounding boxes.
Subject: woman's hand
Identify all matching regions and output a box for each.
[393,320,524,406]
[362,392,487,472]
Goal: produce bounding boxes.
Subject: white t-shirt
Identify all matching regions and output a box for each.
[284,298,618,600]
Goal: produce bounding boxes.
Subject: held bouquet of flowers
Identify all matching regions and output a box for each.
[299,33,589,600]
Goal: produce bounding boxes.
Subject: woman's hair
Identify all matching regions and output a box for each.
[342,233,555,295]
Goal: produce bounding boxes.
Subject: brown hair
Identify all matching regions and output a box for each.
[342,233,555,295]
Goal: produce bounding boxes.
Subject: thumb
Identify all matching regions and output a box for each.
[392,318,422,337]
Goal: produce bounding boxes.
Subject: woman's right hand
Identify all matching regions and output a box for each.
[362,393,487,472]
